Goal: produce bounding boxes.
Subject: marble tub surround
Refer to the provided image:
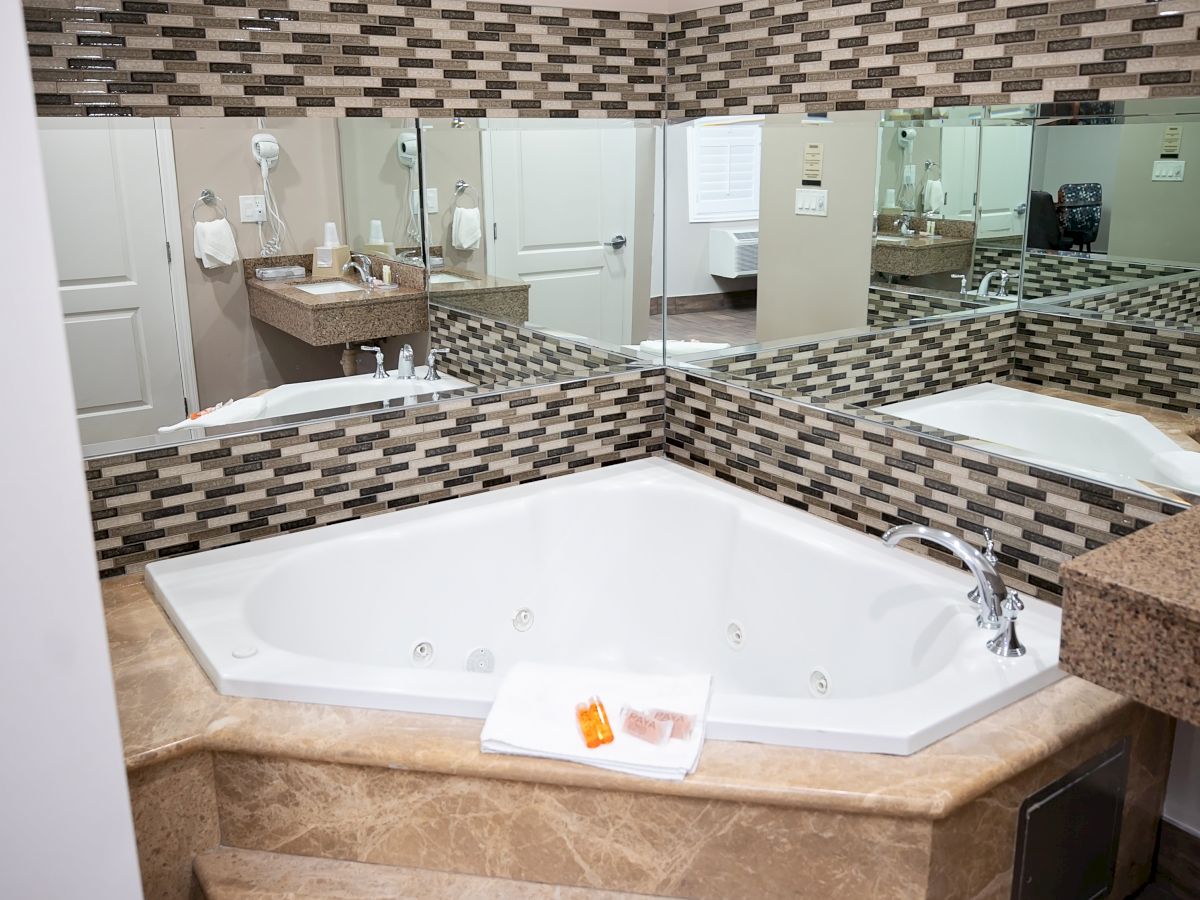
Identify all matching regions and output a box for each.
[87,369,662,577]
[430,269,531,323]
[193,848,667,900]
[1059,504,1200,727]
[106,574,1171,899]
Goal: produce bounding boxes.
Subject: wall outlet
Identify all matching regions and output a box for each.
[795,188,828,217]
[239,194,266,223]
[1151,159,1186,182]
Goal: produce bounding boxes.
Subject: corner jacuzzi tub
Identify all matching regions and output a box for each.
[878,382,1200,496]
[146,458,1063,755]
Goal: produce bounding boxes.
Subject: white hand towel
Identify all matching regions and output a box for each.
[922,179,945,216]
[480,662,712,781]
[193,218,239,269]
[452,207,482,251]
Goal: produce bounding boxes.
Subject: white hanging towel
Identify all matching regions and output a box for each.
[452,206,482,251]
[481,661,712,781]
[193,218,239,269]
[922,179,946,217]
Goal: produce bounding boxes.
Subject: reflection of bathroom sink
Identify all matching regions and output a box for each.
[295,281,362,295]
[159,369,473,432]
[429,273,473,284]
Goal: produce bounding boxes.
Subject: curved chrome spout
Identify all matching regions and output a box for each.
[882,524,1005,629]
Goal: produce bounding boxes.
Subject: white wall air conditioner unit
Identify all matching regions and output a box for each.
[709,228,759,278]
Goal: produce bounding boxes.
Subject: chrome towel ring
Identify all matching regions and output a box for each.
[191,188,229,223]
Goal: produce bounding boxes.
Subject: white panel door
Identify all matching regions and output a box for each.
[39,118,186,446]
[938,127,980,222]
[976,126,1034,239]
[486,125,637,346]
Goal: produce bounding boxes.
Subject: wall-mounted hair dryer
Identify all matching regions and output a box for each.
[397,132,418,168]
[251,132,279,175]
[896,127,916,150]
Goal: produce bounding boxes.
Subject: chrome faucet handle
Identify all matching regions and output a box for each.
[423,348,449,381]
[997,270,1011,297]
[360,345,387,379]
[980,527,997,564]
[951,274,968,295]
[986,592,1026,658]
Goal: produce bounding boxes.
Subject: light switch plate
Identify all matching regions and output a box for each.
[795,188,828,217]
[239,194,266,223]
[1151,159,1186,182]
[425,188,439,213]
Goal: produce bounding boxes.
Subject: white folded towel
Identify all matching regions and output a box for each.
[452,207,482,251]
[922,179,945,217]
[193,218,239,269]
[481,662,711,781]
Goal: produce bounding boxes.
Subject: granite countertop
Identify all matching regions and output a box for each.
[1060,506,1200,726]
[105,574,1137,820]
[873,234,974,250]
[246,276,424,313]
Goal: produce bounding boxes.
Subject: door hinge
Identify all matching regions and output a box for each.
[493,223,498,241]
[166,241,172,264]
[183,396,189,416]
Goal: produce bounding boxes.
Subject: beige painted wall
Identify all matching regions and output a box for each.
[755,113,876,343]
[338,117,420,258]
[1108,120,1200,264]
[422,123,488,277]
[172,118,351,406]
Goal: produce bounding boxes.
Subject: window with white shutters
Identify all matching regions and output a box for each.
[686,116,764,224]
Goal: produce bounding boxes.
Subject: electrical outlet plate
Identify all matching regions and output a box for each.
[425,188,439,213]
[239,194,266,223]
[1151,159,1186,182]
[795,188,828,217]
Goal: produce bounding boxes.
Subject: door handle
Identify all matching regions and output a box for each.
[604,234,627,251]
[1014,203,1028,215]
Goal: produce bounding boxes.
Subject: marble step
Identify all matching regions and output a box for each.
[194,847,679,900]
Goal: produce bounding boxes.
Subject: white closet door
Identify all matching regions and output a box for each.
[486,124,638,346]
[976,126,1034,239]
[39,118,187,446]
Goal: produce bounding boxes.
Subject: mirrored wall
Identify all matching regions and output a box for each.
[45,100,1200,506]
[41,117,661,456]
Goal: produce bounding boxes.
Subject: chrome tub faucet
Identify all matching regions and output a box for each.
[395,344,415,380]
[360,345,387,379]
[882,524,1025,657]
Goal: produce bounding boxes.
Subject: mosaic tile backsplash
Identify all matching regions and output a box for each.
[701,309,1017,405]
[669,0,1200,115]
[24,0,1200,117]
[664,368,1184,601]
[972,243,1193,298]
[87,368,663,577]
[25,0,666,117]
[1042,270,1200,328]
[430,303,641,388]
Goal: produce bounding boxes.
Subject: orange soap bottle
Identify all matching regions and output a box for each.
[589,696,614,745]
[576,702,602,749]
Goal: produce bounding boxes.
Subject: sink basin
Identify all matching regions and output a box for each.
[430,273,473,284]
[875,234,943,244]
[295,280,363,296]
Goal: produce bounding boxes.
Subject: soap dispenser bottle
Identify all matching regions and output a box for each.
[311,221,351,279]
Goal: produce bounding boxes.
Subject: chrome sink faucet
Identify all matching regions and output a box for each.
[893,213,916,237]
[395,344,414,380]
[423,348,449,381]
[882,524,1025,657]
[342,253,376,287]
[360,345,387,379]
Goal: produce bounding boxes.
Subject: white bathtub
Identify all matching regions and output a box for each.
[878,383,1200,496]
[146,458,1063,755]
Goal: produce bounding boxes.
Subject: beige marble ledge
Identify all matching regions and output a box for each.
[194,847,672,900]
[105,574,1137,822]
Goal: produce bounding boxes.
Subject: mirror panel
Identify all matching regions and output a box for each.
[42,116,661,458]
[420,118,664,360]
